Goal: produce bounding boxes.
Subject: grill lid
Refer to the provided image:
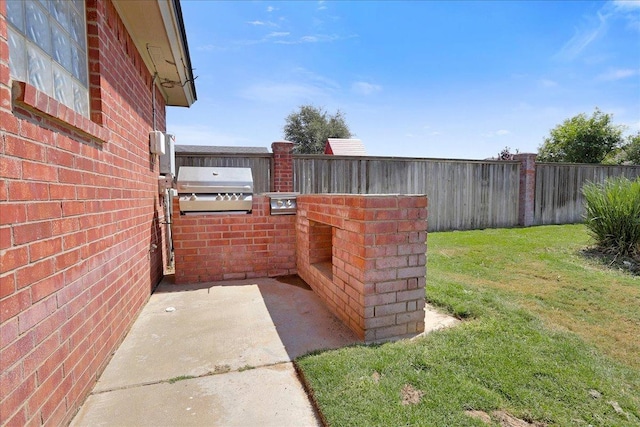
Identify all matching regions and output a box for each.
[177,167,253,194]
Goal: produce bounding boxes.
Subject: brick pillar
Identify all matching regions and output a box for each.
[271,141,294,192]
[514,153,537,227]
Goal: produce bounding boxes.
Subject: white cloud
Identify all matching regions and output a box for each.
[318,1,327,11]
[247,20,279,28]
[539,78,559,88]
[292,67,341,91]
[598,68,639,80]
[613,0,640,10]
[482,129,511,137]
[267,32,290,38]
[196,44,225,52]
[555,0,640,60]
[274,33,345,45]
[238,69,340,104]
[266,6,276,13]
[351,81,382,95]
[555,12,608,60]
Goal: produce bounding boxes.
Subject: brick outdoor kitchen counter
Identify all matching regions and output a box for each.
[173,193,428,343]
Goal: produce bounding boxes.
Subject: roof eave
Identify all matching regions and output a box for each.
[113,0,197,107]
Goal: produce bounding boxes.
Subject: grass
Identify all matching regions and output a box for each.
[296,224,640,426]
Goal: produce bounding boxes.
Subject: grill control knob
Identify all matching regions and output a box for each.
[224,194,231,201]
[277,200,283,207]
[189,194,197,201]
[286,200,292,207]
[216,194,223,201]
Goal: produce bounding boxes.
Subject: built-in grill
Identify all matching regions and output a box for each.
[177,167,253,214]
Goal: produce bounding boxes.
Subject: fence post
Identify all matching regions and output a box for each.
[514,153,537,227]
[271,141,294,192]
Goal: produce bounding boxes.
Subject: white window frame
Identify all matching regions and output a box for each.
[7,0,90,117]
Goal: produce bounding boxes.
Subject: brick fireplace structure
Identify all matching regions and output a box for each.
[296,194,427,342]
[172,142,428,342]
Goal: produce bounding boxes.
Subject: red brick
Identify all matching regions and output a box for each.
[29,237,63,262]
[0,246,28,273]
[8,181,50,201]
[0,288,31,322]
[398,219,427,232]
[0,317,19,350]
[27,365,64,419]
[23,331,60,377]
[62,201,85,217]
[55,248,81,270]
[15,258,55,289]
[0,273,16,299]
[31,272,65,303]
[0,203,27,225]
[375,324,408,340]
[49,183,77,200]
[18,295,57,334]
[373,302,409,318]
[0,155,22,179]
[363,197,398,209]
[399,196,427,208]
[375,280,409,294]
[0,331,34,372]
[397,266,426,279]
[0,227,12,250]
[0,373,37,426]
[396,288,426,302]
[26,202,62,221]
[5,135,46,161]
[22,161,58,182]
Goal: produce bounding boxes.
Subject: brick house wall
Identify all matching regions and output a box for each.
[0,1,170,425]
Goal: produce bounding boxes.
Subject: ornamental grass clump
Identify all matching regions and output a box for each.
[583,177,640,259]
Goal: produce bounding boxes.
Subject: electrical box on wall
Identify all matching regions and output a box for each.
[149,131,165,155]
[160,133,176,176]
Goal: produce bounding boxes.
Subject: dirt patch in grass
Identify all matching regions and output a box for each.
[466,410,548,426]
[581,247,640,276]
[400,384,424,405]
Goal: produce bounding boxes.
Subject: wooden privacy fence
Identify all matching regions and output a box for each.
[534,163,640,225]
[293,156,520,231]
[174,148,640,232]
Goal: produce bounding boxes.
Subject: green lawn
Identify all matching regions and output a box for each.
[296,225,640,426]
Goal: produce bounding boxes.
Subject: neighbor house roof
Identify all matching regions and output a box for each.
[324,139,366,156]
[113,0,197,107]
[175,145,270,154]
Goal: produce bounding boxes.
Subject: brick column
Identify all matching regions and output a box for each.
[514,153,537,227]
[271,141,294,192]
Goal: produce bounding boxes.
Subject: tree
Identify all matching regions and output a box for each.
[497,146,518,160]
[623,132,640,165]
[283,105,352,154]
[537,108,624,163]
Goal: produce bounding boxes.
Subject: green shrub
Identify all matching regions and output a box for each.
[582,177,640,259]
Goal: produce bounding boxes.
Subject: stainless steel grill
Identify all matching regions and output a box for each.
[177,167,253,214]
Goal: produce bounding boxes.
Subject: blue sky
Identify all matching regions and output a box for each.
[167,0,640,159]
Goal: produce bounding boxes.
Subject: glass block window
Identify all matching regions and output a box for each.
[7,0,89,117]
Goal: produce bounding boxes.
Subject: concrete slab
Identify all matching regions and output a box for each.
[70,275,459,426]
[71,363,319,427]
[421,303,461,333]
[71,276,358,426]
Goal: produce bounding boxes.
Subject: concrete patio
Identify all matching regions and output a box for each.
[70,275,458,426]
